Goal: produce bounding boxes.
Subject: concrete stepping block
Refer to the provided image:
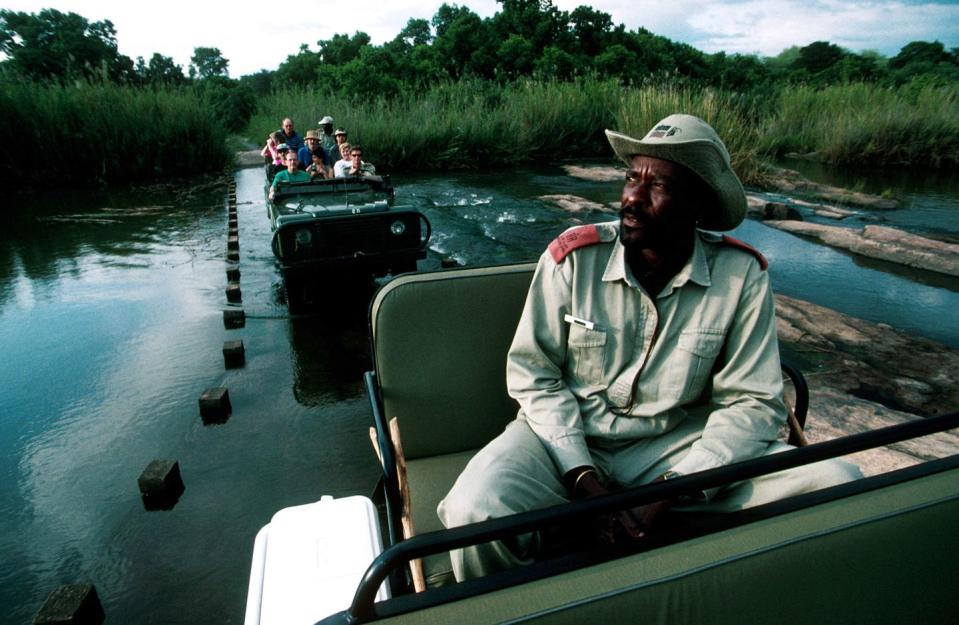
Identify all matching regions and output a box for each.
[137,459,185,511]
[223,340,245,369]
[223,309,245,329]
[226,284,241,303]
[34,584,104,625]
[199,387,232,423]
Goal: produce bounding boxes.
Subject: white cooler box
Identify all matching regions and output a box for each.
[245,495,391,625]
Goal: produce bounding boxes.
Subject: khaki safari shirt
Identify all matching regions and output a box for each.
[507,220,787,481]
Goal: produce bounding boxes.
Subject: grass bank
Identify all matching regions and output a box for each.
[248,78,959,186]
[246,79,769,184]
[757,82,959,169]
[0,79,231,187]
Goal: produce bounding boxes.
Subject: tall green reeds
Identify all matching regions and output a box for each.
[0,77,231,186]
[757,81,959,168]
[249,78,616,170]
[248,79,774,184]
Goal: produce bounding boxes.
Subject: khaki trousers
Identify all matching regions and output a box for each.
[437,418,862,581]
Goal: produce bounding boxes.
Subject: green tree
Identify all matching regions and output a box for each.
[194,75,255,130]
[317,32,371,65]
[338,46,402,99]
[239,69,275,97]
[497,34,535,79]
[889,41,951,70]
[274,44,323,87]
[395,18,432,47]
[569,5,613,57]
[595,44,638,81]
[792,41,845,75]
[534,45,577,80]
[136,53,185,86]
[0,8,133,81]
[492,0,570,52]
[432,5,495,79]
[189,46,229,79]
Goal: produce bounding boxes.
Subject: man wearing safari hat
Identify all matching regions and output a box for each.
[439,113,862,581]
[297,129,321,169]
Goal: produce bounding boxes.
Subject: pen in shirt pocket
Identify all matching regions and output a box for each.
[564,314,596,330]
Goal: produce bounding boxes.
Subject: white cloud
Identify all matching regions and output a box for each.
[2,0,957,75]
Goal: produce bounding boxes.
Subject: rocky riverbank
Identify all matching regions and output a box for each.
[764,165,900,209]
[776,294,959,475]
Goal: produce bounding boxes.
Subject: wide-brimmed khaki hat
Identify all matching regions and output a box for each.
[605,114,746,231]
[305,130,320,140]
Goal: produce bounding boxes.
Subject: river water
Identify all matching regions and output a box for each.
[1,163,956,623]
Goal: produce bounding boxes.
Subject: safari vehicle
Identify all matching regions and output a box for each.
[266,176,431,306]
[245,263,959,625]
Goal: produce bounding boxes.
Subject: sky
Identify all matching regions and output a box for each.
[3,0,958,77]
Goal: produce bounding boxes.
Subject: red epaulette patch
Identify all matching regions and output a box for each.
[548,225,602,263]
[721,235,768,270]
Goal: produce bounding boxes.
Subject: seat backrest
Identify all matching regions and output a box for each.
[370,263,537,460]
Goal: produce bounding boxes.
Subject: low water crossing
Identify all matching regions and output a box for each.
[1,163,957,623]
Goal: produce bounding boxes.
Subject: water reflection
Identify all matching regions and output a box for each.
[288,306,371,406]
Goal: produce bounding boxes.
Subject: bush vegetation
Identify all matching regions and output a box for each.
[3,4,957,187]
[0,77,231,186]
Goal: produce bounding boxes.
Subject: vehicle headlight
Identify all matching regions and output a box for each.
[295,228,313,246]
[390,220,406,236]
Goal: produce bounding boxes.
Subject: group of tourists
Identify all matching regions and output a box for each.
[262,116,377,197]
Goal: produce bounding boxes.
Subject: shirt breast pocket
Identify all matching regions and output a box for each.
[665,329,725,400]
[567,324,608,386]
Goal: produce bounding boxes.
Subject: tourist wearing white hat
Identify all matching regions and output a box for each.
[317,115,337,154]
[438,114,862,581]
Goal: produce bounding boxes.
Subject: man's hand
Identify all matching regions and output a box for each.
[567,468,672,545]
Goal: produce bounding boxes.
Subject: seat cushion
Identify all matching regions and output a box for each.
[406,449,477,587]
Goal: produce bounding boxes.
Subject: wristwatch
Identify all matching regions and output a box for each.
[661,470,707,502]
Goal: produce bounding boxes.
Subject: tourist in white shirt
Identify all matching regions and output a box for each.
[334,144,376,178]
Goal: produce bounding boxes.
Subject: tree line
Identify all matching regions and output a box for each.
[2,1,957,170]
[5,3,958,97]
[0,8,254,130]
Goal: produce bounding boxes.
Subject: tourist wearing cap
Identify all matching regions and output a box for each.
[317,116,337,154]
[438,114,862,581]
[334,128,348,152]
[265,142,292,184]
[279,117,304,154]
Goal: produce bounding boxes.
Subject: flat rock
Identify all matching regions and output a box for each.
[775,294,959,475]
[745,197,802,221]
[766,221,959,277]
[538,194,614,213]
[788,198,858,220]
[766,166,899,209]
[561,164,622,182]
